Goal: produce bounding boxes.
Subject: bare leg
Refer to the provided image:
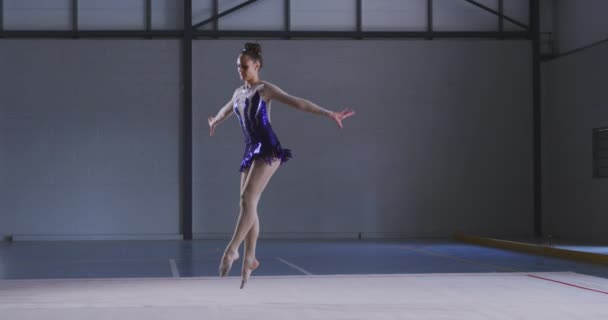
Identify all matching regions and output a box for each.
[226,158,279,255]
[241,168,260,265]
[219,168,250,277]
[220,158,280,284]
[244,216,260,259]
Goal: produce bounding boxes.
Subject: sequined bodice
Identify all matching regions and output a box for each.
[231,82,292,172]
[233,83,274,144]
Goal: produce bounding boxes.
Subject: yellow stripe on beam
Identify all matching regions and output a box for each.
[453,233,608,266]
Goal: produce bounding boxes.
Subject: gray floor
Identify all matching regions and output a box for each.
[3,239,608,319]
[1,238,608,280]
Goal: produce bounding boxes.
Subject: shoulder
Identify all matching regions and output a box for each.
[261,80,278,90]
[255,81,269,101]
[231,86,243,98]
[260,81,284,96]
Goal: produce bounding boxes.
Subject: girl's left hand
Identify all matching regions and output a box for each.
[208,116,218,136]
[330,108,356,129]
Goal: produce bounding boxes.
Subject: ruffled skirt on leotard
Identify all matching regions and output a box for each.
[239,141,292,172]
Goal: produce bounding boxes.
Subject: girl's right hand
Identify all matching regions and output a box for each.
[208,116,217,136]
[330,108,356,129]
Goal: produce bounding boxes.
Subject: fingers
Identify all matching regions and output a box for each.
[334,118,343,129]
[337,109,355,120]
[339,108,355,118]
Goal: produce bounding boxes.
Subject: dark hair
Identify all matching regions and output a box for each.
[241,42,263,69]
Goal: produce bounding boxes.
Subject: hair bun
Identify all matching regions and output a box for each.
[244,42,262,55]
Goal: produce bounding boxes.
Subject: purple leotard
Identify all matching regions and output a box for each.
[233,82,292,172]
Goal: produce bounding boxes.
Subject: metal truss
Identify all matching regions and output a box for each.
[190,0,530,39]
[0,0,533,40]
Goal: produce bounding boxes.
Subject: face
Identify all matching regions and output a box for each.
[237,55,260,82]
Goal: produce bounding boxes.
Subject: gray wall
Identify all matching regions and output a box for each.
[0,40,181,240]
[193,40,533,239]
[553,0,608,54]
[0,39,534,241]
[541,41,608,242]
[0,1,536,242]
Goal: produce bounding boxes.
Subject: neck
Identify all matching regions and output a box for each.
[245,78,261,87]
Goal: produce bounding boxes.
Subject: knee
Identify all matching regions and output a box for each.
[239,192,257,211]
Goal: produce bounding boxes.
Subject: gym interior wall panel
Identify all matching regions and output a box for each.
[552,0,608,54]
[541,40,608,243]
[433,0,500,31]
[78,0,146,31]
[218,0,285,31]
[0,40,181,239]
[503,0,530,31]
[290,0,356,32]
[3,0,72,30]
[362,0,427,32]
[192,39,533,239]
[151,0,184,30]
[192,0,214,31]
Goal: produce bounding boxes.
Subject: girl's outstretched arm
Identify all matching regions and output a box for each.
[208,90,237,136]
[263,82,355,128]
[263,81,332,117]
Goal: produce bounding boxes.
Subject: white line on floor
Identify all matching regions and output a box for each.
[169,259,180,278]
[276,257,313,275]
